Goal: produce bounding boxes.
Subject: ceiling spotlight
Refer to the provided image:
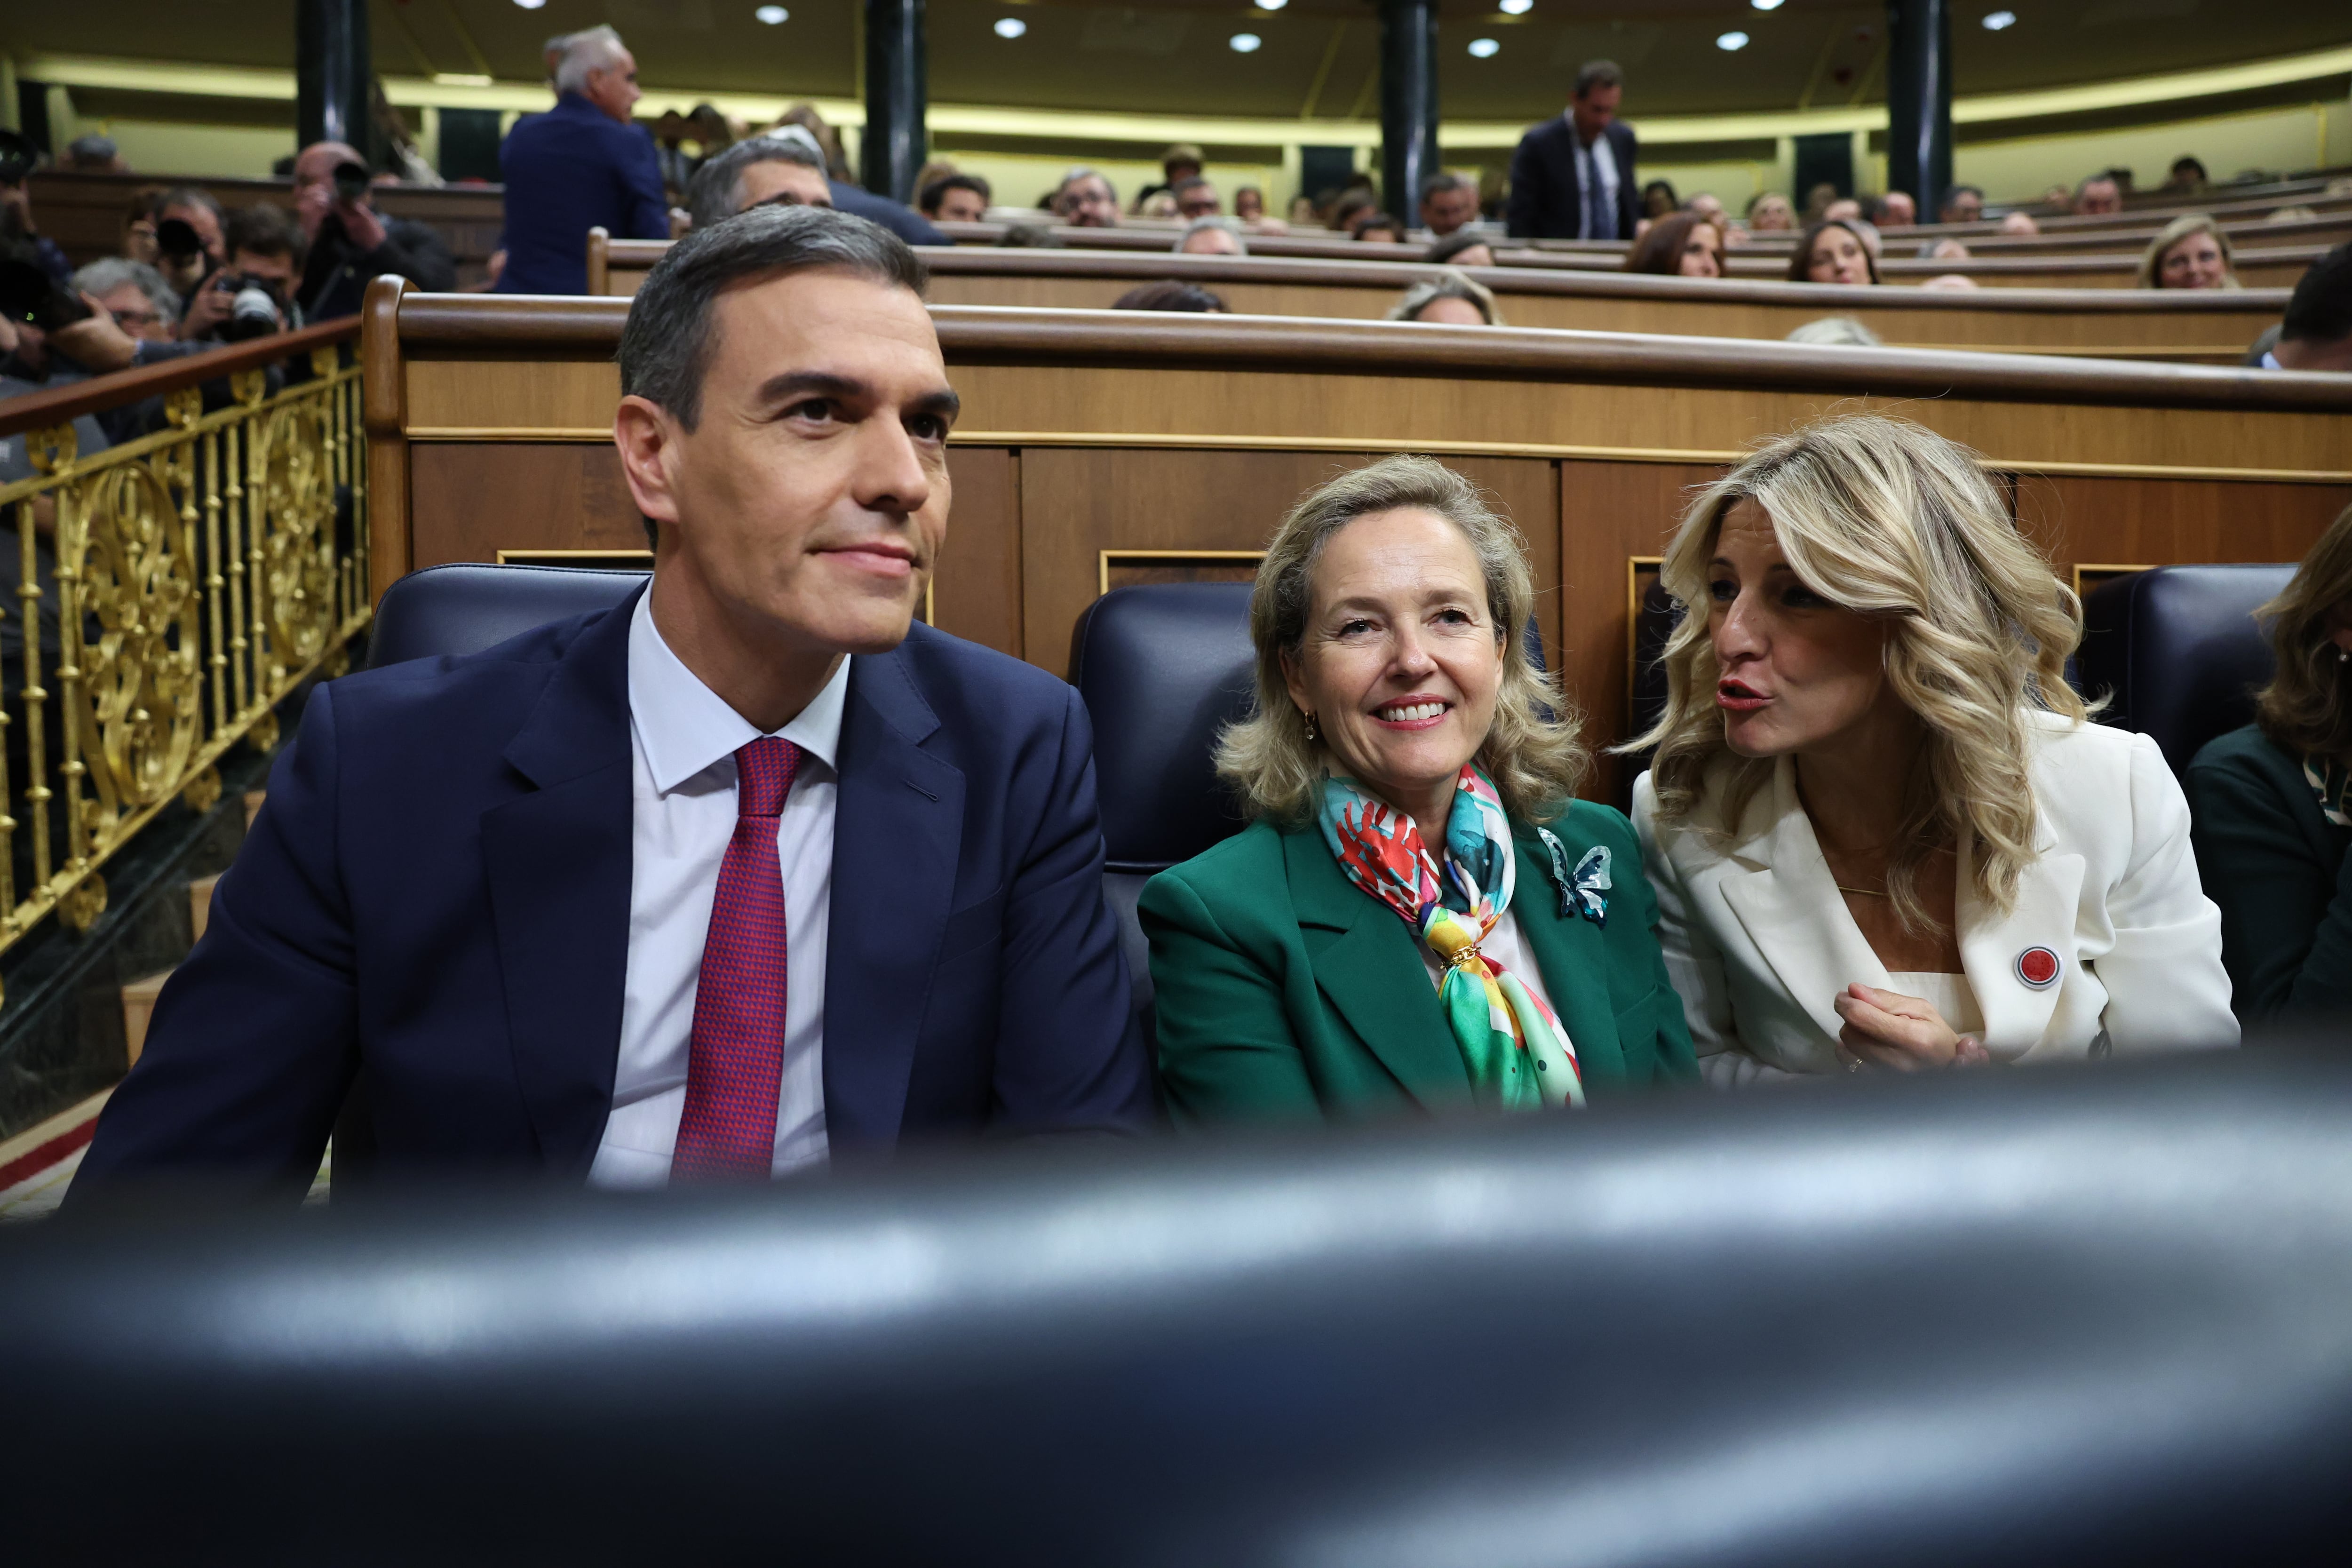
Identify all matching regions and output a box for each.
[512,0,546,10]
[1498,0,1532,12]
[755,5,787,21]
[1751,0,1784,9]
[993,16,1026,37]
[1983,9,2017,28]
[1716,30,1749,50]
[1230,32,1262,52]
[1468,38,1500,58]
[1255,0,1287,10]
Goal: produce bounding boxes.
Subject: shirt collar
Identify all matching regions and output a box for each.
[627,588,850,795]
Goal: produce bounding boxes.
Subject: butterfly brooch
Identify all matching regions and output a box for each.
[1538,829,1611,929]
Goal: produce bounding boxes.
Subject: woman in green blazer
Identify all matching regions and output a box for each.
[2187,502,2352,1023]
[1141,456,1698,1125]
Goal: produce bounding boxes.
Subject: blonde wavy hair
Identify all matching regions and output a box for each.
[1217,455,1589,826]
[2135,213,2241,290]
[2254,501,2352,765]
[1629,414,2088,932]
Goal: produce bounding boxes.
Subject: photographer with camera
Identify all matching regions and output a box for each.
[174,203,306,345]
[0,130,73,290]
[291,141,454,321]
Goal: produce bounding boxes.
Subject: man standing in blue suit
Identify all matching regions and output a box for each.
[495,25,671,295]
[76,207,1155,1194]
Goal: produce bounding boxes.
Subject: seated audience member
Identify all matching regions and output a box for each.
[1054,168,1120,228]
[2268,206,2320,225]
[995,223,1065,249]
[64,134,127,175]
[2074,175,2124,216]
[1140,192,1181,219]
[1174,217,1246,257]
[1330,189,1377,235]
[2137,214,2239,290]
[1173,178,1223,221]
[761,104,942,246]
[1641,180,1680,221]
[1631,415,2236,1082]
[121,191,162,268]
[1136,143,1204,213]
[1939,185,1985,224]
[69,259,180,345]
[910,158,960,202]
[1351,212,1408,245]
[1921,237,1971,260]
[1785,316,1882,348]
[1626,212,1723,278]
[2000,211,2041,236]
[1870,191,1916,228]
[1801,183,1839,223]
[1425,232,1496,269]
[1821,198,1863,224]
[1920,274,1980,291]
[685,131,833,230]
[496,26,669,294]
[2187,503,2352,1023]
[1745,191,1796,233]
[1686,192,1727,227]
[1113,280,1228,312]
[1144,457,1698,1125]
[1234,186,1267,223]
[2041,184,2075,213]
[151,186,227,299]
[918,173,990,225]
[1789,219,1879,285]
[293,141,457,320]
[2164,156,2210,193]
[2251,243,2352,372]
[1388,271,1503,326]
[1419,174,1480,238]
[72,206,1154,1196]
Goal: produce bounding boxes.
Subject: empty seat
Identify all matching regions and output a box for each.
[2079,565,2293,775]
[367,563,650,671]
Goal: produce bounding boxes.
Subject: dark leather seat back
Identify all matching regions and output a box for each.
[2079,564,2293,774]
[368,563,650,670]
[1068,585,1260,1052]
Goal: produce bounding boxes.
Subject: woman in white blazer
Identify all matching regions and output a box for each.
[1629,415,2237,1083]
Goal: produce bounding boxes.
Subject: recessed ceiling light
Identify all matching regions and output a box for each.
[1716,30,1749,50]
[1230,32,1262,52]
[993,16,1025,38]
[1498,0,1532,12]
[1468,38,1500,57]
[755,5,787,22]
[513,0,546,10]
[1983,9,2017,28]
[1255,0,1287,10]
[1751,0,1785,9]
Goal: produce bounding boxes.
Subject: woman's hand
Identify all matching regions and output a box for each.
[1832,983,1981,1071]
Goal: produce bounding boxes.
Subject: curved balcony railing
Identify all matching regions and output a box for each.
[0,319,368,988]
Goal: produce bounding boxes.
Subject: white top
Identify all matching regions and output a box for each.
[1883,971,1985,1038]
[588,592,850,1187]
[1572,123,1621,241]
[1633,711,2238,1085]
[1414,904,1562,1022]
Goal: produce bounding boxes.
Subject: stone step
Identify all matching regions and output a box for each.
[120,971,170,1067]
[244,790,265,831]
[189,873,220,946]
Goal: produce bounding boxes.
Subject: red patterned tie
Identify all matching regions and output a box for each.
[672,737,802,1182]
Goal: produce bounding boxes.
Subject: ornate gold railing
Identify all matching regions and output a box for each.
[0,320,367,977]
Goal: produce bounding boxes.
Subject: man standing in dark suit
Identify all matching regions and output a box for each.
[495,25,671,294]
[75,207,1155,1196]
[1505,60,1639,242]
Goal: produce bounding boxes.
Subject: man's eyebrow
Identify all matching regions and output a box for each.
[752,370,872,406]
[914,387,962,420]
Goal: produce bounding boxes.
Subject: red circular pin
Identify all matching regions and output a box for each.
[2016,947,2061,990]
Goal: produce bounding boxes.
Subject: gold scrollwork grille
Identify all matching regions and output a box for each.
[0,345,369,959]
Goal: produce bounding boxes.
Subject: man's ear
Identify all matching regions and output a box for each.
[613,394,683,533]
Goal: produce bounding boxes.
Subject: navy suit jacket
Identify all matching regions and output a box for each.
[496,94,671,294]
[76,590,1155,1195]
[1505,117,1639,241]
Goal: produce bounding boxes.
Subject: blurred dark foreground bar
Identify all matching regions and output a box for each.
[7,1047,2352,1566]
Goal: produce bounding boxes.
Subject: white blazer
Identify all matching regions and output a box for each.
[1633,712,2239,1085]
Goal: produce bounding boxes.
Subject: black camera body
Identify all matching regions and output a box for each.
[332,160,372,206]
[208,271,286,343]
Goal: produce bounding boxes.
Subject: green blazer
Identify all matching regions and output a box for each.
[2186,724,2352,1023]
[1139,801,1698,1126]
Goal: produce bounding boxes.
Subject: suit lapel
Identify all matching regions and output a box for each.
[479,587,640,1177]
[1282,828,1470,1109]
[1506,827,1621,1072]
[822,644,964,1151]
[1717,759,1891,1043]
[1957,835,2084,1052]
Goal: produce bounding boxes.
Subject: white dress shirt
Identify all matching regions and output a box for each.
[588,593,849,1187]
[1572,123,1621,241]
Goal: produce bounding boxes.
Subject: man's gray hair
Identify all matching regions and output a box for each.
[1057,166,1116,202]
[1173,217,1247,255]
[1784,315,1883,348]
[685,130,829,230]
[1419,171,1475,202]
[554,25,628,95]
[619,204,927,432]
[1386,268,1501,325]
[71,258,181,322]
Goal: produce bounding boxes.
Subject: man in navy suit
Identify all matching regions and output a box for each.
[495,25,671,295]
[76,207,1155,1195]
[1505,60,1640,242]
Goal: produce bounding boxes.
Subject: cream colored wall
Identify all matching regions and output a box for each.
[1952,101,2337,202]
[84,120,296,179]
[1613,159,1771,211]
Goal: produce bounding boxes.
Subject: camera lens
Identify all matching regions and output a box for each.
[155,218,204,260]
[332,160,371,204]
[222,283,279,342]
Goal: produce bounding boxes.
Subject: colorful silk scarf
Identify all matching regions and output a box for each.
[2305,756,2352,828]
[1318,766,1586,1111]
